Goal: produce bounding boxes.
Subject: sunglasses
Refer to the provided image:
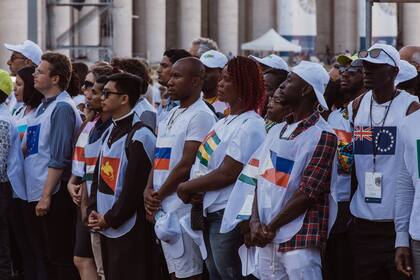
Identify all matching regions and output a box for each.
[82,80,95,89]
[10,54,26,62]
[339,66,363,74]
[358,48,397,68]
[101,89,126,99]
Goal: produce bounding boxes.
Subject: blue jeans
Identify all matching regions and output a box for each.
[204,209,243,280]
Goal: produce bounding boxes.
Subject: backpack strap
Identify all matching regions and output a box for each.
[125,121,155,157]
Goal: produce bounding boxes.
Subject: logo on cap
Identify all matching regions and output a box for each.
[204,54,215,59]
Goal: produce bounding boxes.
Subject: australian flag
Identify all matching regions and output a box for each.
[26,124,41,156]
[353,126,396,155]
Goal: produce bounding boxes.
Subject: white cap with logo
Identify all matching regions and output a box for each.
[395,60,418,86]
[4,40,42,65]
[292,61,330,110]
[200,50,228,69]
[249,54,289,72]
[357,43,400,69]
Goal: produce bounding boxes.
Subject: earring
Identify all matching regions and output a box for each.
[316,103,326,113]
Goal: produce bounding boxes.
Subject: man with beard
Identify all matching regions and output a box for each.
[323,54,365,280]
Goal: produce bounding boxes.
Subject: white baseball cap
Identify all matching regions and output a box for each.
[154,211,184,258]
[4,40,42,65]
[179,215,207,260]
[73,95,85,107]
[357,43,400,69]
[395,60,418,85]
[292,61,330,110]
[200,50,228,69]
[249,54,289,72]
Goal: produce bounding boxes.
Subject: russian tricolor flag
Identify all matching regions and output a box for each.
[154,147,171,170]
[261,151,294,187]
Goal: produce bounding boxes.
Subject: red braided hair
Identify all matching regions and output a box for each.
[226,56,265,113]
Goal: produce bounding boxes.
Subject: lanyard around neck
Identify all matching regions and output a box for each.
[369,91,396,172]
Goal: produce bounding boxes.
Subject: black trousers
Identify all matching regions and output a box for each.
[8,198,38,280]
[323,201,353,280]
[0,182,12,280]
[349,217,410,280]
[25,183,80,280]
[100,210,165,280]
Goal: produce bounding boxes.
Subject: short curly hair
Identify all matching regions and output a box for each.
[41,52,72,91]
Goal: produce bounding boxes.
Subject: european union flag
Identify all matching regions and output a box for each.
[26,124,40,155]
[353,126,396,155]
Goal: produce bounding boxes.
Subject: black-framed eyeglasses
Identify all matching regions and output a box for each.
[102,89,126,99]
[358,48,397,68]
[82,80,94,89]
[10,54,26,62]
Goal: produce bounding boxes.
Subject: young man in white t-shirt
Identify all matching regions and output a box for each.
[349,44,417,280]
[144,57,216,280]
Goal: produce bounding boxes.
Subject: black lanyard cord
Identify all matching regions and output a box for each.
[369,91,397,172]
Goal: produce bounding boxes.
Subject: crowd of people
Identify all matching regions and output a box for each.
[0,36,419,280]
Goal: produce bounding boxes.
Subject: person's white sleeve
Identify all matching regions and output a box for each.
[395,159,415,248]
[226,118,266,164]
[185,112,216,142]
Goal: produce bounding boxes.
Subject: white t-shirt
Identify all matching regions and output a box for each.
[154,98,217,212]
[193,111,266,213]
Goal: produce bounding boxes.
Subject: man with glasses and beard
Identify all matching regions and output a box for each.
[324,54,365,280]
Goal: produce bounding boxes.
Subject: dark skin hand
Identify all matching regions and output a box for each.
[268,190,314,233]
[395,247,413,277]
[177,155,244,204]
[144,141,202,218]
[250,192,275,247]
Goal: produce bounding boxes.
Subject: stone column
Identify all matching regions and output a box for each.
[217,0,238,55]
[79,0,100,61]
[112,0,132,57]
[0,0,27,69]
[51,4,72,56]
[134,0,166,62]
[333,0,358,53]
[402,3,420,46]
[177,0,201,49]
[250,0,275,39]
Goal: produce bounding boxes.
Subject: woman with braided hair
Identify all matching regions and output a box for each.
[177,56,266,279]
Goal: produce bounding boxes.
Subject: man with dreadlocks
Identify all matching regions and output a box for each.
[177,56,266,279]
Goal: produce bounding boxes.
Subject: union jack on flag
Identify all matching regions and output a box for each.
[354,126,373,141]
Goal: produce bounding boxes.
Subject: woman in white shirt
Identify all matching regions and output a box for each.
[10,66,44,279]
[177,56,267,280]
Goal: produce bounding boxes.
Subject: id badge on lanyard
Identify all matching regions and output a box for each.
[364,171,382,203]
[364,94,394,204]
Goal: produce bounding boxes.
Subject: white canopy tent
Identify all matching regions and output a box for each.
[241,28,302,52]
